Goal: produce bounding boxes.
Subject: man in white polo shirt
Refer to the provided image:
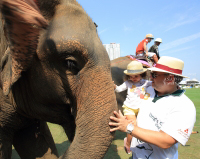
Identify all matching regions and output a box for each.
[109,56,196,159]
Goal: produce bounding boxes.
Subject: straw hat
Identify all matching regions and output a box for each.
[124,61,147,75]
[147,56,188,78]
[146,34,154,39]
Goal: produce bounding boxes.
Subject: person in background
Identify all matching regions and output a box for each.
[113,60,155,154]
[135,34,154,58]
[110,56,196,159]
[148,38,162,63]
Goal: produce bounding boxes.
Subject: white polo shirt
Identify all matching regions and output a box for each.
[131,90,196,159]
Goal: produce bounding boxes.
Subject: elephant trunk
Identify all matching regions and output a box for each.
[62,68,117,158]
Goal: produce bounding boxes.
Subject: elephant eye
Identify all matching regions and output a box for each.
[65,59,79,74]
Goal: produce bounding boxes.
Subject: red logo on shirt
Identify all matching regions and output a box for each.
[177,129,189,139]
[184,129,188,134]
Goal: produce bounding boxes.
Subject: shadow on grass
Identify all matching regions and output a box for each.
[104,131,132,159]
[56,141,70,156]
[12,131,131,159]
[54,130,129,158]
[114,130,127,140]
[104,144,121,159]
[11,149,20,159]
[56,138,125,159]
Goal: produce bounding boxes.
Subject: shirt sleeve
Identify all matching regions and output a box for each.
[115,81,128,93]
[161,99,196,145]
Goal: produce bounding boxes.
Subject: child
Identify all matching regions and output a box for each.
[114,60,154,154]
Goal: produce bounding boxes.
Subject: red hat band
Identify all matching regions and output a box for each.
[155,63,182,75]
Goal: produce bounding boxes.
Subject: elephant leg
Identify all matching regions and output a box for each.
[13,120,58,159]
[0,101,25,159]
[0,133,13,159]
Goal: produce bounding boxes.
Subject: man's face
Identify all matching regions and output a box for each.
[150,71,169,91]
[155,42,161,46]
[148,38,152,42]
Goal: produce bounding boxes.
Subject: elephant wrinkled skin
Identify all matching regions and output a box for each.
[0,0,117,158]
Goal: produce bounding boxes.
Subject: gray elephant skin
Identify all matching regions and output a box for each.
[0,0,117,159]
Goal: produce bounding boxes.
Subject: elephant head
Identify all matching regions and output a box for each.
[0,0,117,158]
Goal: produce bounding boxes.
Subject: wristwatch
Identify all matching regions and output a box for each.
[126,123,134,134]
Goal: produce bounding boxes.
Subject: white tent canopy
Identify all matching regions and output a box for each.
[179,79,199,86]
[179,81,186,85]
[186,78,199,83]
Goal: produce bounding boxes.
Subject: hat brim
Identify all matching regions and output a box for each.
[124,68,147,75]
[147,67,188,78]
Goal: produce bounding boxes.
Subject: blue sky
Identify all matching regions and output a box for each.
[78,0,200,81]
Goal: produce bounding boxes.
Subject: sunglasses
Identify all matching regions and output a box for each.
[150,72,168,79]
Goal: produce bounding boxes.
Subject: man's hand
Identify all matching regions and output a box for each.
[109,110,133,132]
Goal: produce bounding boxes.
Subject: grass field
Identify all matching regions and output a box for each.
[12,88,200,159]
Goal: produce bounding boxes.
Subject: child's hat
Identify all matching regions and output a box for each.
[124,61,147,75]
[147,56,188,78]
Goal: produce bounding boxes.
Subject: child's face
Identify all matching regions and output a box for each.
[129,74,142,83]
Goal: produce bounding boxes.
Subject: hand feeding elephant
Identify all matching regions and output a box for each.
[111,56,150,112]
[0,0,117,159]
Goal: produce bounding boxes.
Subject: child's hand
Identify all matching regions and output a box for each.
[113,81,117,90]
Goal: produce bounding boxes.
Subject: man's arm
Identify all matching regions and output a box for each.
[109,110,177,149]
[156,48,160,59]
[130,126,177,149]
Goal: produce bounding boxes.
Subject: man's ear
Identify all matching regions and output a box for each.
[164,74,174,83]
[1,0,48,95]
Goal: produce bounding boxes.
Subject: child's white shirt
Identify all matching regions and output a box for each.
[115,79,155,109]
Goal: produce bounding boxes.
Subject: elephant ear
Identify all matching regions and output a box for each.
[1,0,48,95]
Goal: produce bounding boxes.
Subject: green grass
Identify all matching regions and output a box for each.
[11,88,200,159]
[177,88,200,159]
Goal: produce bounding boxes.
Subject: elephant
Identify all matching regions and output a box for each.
[111,56,150,111]
[0,0,117,159]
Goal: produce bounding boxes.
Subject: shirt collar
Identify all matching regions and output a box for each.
[153,89,185,103]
